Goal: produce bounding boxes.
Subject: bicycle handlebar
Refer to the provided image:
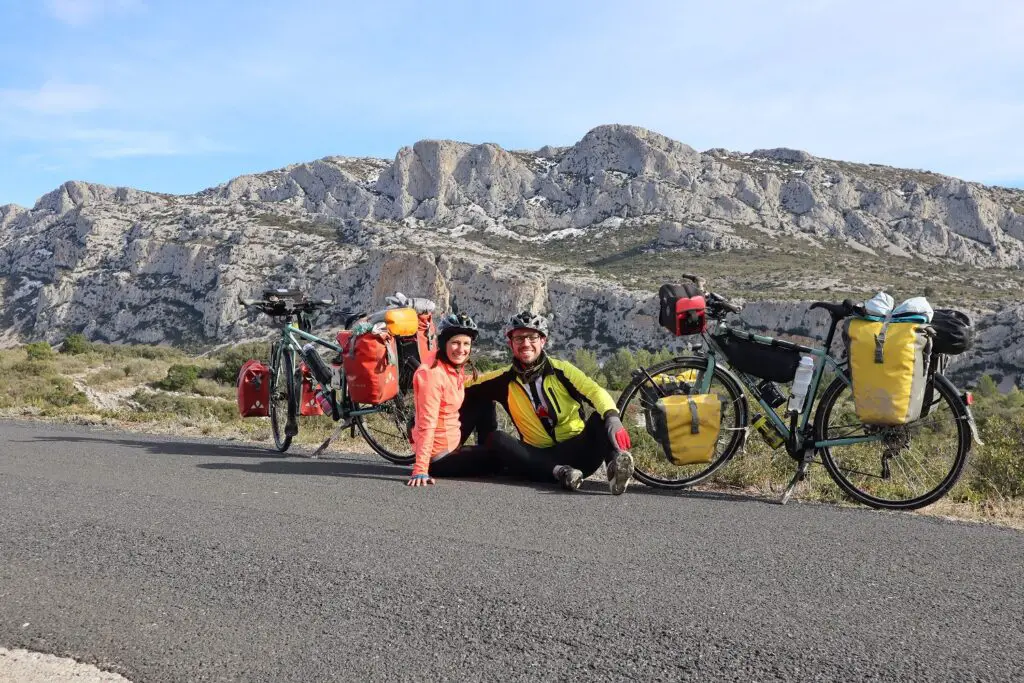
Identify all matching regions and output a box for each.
[238,293,339,317]
[707,291,742,314]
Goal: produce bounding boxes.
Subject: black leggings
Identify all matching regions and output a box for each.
[485,414,617,483]
[428,445,503,478]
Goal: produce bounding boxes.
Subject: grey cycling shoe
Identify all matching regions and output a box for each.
[607,451,634,495]
[554,465,583,491]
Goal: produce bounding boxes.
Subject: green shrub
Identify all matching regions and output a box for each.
[61,333,93,355]
[25,341,55,361]
[154,364,201,392]
[44,377,89,408]
[969,415,1024,498]
[210,342,267,384]
[129,390,238,422]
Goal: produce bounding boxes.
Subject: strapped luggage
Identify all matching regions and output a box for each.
[384,307,419,337]
[344,331,399,405]
[646,394,721,466]
[845,317,932,425]
[237,359,270,417]
[659,283,707,336]
[930,309,974,356]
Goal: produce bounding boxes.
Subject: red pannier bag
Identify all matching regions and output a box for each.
[658,283,707,336]
[344,331,399,405]
[298,364,324,416]
[237,359,270,417]
[416,312,437,367]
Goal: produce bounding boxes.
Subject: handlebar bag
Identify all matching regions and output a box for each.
[237,359,271,417]
[646,393,721,466]
[345,331,399,405]
[845,318,932,425]
[659,283,706,336]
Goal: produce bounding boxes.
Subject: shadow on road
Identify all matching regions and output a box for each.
[26,434,289,459]
[198,458,406,483]
[24,433,775,505]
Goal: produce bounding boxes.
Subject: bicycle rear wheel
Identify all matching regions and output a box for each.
[355,389,416,466]
[814,372,971,510]
[616,357,748,489]
[269,344,298,453]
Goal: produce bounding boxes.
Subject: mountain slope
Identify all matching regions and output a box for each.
[2,124,1022,387]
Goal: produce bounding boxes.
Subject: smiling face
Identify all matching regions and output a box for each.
[445,334,473,366]
[508,328,546,364]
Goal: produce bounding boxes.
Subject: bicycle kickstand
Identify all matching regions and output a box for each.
[780,445,816,505]
[312,417,353,458]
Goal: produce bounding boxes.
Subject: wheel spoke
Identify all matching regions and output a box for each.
[816,374,970,510]
[618,358,747,489]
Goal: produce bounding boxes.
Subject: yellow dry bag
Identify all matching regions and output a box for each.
[648,394,721,466]
[846,318,931,425]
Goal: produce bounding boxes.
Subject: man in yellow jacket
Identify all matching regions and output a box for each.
[462,311,635,494]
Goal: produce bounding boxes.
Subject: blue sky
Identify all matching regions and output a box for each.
[1,0,1022,208]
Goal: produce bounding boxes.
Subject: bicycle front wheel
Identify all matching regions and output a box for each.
[617,357,749,489]
[355,390,416,466]
[269,344,298,453]
[814,372,971,510]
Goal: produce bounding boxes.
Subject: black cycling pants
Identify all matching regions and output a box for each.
[428,445,503,478]
[485,413,616,483]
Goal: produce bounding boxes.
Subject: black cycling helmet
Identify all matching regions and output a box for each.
[437,313,479,344]
[930,309,974,355]
[505,310,549,338]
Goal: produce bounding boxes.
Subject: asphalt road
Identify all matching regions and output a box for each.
[1,420,1021,682]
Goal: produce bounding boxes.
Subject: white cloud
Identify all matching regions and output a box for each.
[44,0,143,26]
[63,128,228,158]
[0,82,105,114]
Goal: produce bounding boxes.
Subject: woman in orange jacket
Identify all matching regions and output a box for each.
[406,312,500,487]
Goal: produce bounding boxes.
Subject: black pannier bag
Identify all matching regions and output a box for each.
[716,328,803,383]
[659,283,707,336]
[930,309,974,356]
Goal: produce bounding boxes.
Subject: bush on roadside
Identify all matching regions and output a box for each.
[25,341,55,361]
[210,342,267,385]
[61,333,93,355]
[128,390,238,422]
[154,364,202,392]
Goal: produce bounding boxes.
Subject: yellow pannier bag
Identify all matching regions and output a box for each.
[384,307,419,337]
[846,318,931,425]
[648,394,721,466]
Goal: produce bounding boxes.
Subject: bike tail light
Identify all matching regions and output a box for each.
[963,391,974,406]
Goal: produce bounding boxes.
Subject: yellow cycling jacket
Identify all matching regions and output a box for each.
[466,355,618,448]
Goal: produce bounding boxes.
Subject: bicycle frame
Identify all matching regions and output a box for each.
[688,319,884,457]
[275,322,388,422]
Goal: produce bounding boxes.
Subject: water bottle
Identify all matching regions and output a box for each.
[302,343,333,386]
[757,380,786,409]
[314,388,333,415]
[751,413,785,449]
[788,354,815,414]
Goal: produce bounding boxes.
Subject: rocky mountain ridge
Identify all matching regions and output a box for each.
[2,124,1022,388]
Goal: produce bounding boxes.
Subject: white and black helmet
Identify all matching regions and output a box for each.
[437,313,479,343]
[505,310,549,338]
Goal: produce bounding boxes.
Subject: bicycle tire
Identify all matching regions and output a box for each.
[814,372,971,510]
[355,388,416,466]
[269,343,298,453]
[617,357,749,490]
